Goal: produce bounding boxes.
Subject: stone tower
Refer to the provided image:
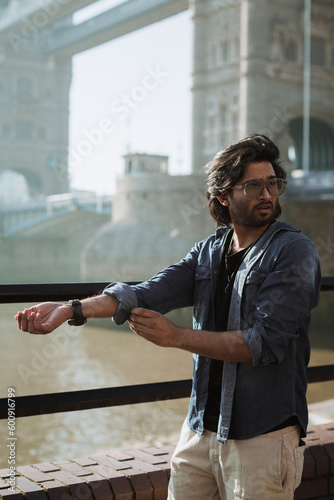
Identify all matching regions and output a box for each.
[81,153,213,283]
[191,0,334,175]
[0,0,71,196]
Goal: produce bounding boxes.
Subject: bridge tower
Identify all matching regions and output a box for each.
[191,0,334,177]
[0,0,71,196]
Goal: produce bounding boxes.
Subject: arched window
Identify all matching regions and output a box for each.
[209,42,218,68]
[285,39,298,62]
[219,104,227,129]
[311,36,326,67]
[220,39,231,63]
[0,170,30,205]
[288,117,334,171]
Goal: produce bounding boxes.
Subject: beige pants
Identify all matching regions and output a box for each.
[167,420,305,500]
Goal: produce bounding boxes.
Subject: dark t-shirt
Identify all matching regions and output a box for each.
[204,231,250,431]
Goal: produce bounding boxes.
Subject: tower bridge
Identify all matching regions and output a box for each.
[0,0,334,200]
[0,0,189,197]
[43,0,189,56]
[0,0,93,35]
[0,0,188,56]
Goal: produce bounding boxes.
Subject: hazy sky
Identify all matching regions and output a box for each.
[69,1,193,195]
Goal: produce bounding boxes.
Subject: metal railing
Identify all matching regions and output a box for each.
[1,277,334,420]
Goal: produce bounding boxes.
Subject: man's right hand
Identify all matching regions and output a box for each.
[15,302,73,335]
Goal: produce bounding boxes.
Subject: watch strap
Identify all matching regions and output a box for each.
[68,299,87,326]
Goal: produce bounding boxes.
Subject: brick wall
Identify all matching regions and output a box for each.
[295,423,334,500]
[0,423,333,499]
[0,445,175,499]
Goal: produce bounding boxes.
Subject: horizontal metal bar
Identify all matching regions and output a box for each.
[0,379,193,419]
[1,365,333,419]
[319,276,334,292]
[306,364,334,383]
[0,277,333,304]
[0,282,139,303]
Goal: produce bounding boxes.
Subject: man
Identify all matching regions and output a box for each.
[16,134,321,499]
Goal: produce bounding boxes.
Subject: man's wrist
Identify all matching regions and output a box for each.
[67,299,87,326]
[169,325,186,349]
[61,302,74,321]
[59,294,120,324]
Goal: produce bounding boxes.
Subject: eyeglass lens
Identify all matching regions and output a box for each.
[246,179,286,198]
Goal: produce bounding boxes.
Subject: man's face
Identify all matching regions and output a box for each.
[223,161,281,228]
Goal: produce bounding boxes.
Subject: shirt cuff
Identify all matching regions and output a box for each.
[242,327,263,366]
[103,282,138,325]
[242,326,276,366]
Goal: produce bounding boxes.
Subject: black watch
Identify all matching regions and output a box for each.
[68,299,87,326]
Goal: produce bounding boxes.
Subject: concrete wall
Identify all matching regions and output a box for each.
[0,210,110,284]
[283,200,334,277]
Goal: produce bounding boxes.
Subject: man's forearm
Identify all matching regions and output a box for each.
[80,293,120,319]
[175,327,253,363]
[128,308,253,363]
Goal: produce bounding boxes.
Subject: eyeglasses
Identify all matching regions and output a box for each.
[232,178,287,199]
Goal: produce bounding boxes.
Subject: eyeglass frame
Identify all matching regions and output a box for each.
[231,177,287,199]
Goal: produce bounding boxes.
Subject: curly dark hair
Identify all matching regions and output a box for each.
[205,133,287,227]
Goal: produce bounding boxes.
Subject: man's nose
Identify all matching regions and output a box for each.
[259,184,271,199]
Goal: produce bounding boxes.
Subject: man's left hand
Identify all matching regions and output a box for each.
[128,308,180,348]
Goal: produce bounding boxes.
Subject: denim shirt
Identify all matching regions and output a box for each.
[104,221,321,444]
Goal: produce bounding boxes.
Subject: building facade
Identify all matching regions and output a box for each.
[0,1,71,196]
[191,0,334,179]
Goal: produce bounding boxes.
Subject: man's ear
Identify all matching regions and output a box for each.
[217,194,229,207]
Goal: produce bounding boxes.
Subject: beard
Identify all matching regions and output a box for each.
[228,196,281,228]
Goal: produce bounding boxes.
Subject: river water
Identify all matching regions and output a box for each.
[1,302,334,468]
